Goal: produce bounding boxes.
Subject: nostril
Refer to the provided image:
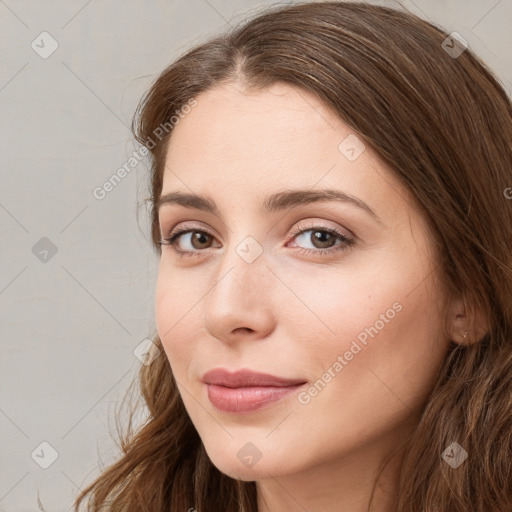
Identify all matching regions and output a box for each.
[234,327,253,334]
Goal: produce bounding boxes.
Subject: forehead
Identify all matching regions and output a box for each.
[167,81,345,161]
[161,81,412,221]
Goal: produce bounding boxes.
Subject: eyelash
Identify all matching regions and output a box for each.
[158,222,355,259]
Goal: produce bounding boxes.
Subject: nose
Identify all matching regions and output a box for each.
[202,240,275,344]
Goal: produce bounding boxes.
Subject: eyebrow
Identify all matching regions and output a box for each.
[156,189,382,224]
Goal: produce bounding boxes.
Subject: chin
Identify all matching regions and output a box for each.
[206,447,293,482]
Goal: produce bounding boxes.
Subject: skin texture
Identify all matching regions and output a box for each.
[155,81,464,512]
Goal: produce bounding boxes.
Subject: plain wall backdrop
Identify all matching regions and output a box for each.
[1,0,510,510]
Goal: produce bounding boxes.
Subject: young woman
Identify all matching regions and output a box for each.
[73,2,512,511]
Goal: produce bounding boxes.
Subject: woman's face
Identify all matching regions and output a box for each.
[155,81,450,482]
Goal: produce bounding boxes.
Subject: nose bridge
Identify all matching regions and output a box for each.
[203,232,274,338]
[209,234,268,308]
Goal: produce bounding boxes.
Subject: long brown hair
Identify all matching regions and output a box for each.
[73,1,512,510]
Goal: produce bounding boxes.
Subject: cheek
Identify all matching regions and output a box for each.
[154,266,202,376]
[291,264,447,422]
[277,257,403,349]
[286,245,446,376]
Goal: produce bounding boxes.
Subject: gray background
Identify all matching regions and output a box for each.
[1,0,510,510]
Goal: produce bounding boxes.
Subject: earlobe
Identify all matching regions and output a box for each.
[447,293,489,346]
[449,315,470,345]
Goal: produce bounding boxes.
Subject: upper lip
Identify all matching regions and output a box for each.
[201,368,307,388]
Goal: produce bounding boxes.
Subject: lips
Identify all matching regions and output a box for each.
[201,368,308,413]
[201,368,307,388]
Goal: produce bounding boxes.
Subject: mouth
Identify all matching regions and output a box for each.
[205,382,307,413]
[201,368,308,413]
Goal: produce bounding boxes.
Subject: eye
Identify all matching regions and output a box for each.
[158,223,218,258]
[286,222,355,256]
[158,221,356,258]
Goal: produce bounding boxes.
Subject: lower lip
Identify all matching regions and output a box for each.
[205,383,306,413]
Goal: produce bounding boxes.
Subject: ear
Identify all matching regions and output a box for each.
[446,293,490,346]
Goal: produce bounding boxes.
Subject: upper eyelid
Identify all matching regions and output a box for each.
[159,201,367,235]
[166,220,352,244]
[290,219,354,237]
